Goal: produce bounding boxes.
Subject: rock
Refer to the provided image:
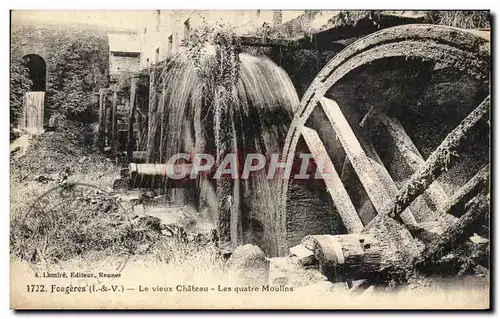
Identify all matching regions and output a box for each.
[135,243,151,254]
[227,244,269,285]
[10,127,21,141]
[120,168,130,178]
[289,244,316,266]
[360,285,375,296]
[268,256,327,288]
[348,279,371,295]
[131,215,162,233]
[113,178,132,190]
[161,225,175,237]
[34,175,53,183]
[113,191,141,203]
[48,115,58,129]
[141,191,156,200]
[78,156,88,163]
[133,204,145,215]
[470,234,489,245]
[219,241,239,260]
[10,146,20,154]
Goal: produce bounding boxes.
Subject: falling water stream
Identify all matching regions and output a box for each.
[18,91,45,134]
[145,50,300,254]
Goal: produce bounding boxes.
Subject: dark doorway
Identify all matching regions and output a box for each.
[24,54,46,91]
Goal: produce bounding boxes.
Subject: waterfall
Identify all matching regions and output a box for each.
[18,91,45,134]
[146,51,300,254]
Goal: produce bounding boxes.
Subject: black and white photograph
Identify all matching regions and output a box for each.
[9,9,491,309]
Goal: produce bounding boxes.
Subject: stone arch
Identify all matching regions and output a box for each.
[23,54,46,91]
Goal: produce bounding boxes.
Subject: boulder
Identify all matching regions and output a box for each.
[226,244,269,285]
[112,178,132,190]
[289,244,316,266]
[268,256,327,288]
[131,215,162,233]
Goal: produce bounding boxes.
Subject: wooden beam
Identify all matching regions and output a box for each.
[236,35,300,48]
[158,81,166,161]
[301,126,364,233]
[405,166,490,244]
[357,133,417,225]
[97,90,106,150]
[299,195,490,282]
[132,151,148,161]
[146,69,156,162]
[111,91,118,157]
[390,96,490,222]
[129,163,192,178]
[370,110,449,213]
[319,97,414,225]
[446,165,490,217]
[417,194,489,267]
[127,77,138,160]
[302,234,384,282]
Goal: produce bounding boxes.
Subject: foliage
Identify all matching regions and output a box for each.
[254,11,316,40]
[425,11,491,29]
[111,73,132,93]
[10,37,32,126]
[181,18,241,79]
[45,28,109,121]
[11,25,109,124]
[180,19,242,107]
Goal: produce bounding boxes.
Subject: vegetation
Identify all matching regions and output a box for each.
[181,18,241,81]
[46,28,109,121]
[10,38,32,127]
[10,25,109,124]
[425,11,491,29]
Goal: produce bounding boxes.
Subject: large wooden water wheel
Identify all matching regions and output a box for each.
[277,24,490,287]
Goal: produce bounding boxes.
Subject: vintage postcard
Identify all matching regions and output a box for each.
[10,10,491,309]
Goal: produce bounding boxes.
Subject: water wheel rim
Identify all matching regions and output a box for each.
[277,24,490,255]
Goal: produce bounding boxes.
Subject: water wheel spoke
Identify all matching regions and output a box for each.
[390,95,490,220]
[278,25,489,256]
[319,97,416,225]
[442,165,490,218]
[365,109,450,216]
[301,126,364,233]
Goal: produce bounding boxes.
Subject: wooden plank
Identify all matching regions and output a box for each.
[371,111,449,213]
[406,166,490,244]
[301,126,364,233]
[111,91,118,157]
[158,81,166,161]
[97,90,106,149]
[289,244,316,266]
[358,136,417,225]
[132,151,148,161]
[390,96,490,222]
[146,69,156,162]
[417,194,489,267]
[302,234,383,282]
[348,279,371,295]
[127,77,138,159]
[319,97,413,224]
[444,165,489,218]
[236,36,300,48]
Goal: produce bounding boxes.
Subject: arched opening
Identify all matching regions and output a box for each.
[24,54,46,91]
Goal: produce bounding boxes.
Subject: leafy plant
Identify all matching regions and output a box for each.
[11,25,109,124]
[45,28,109,121]
[425,11,491,29]
[10,37,32,127]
